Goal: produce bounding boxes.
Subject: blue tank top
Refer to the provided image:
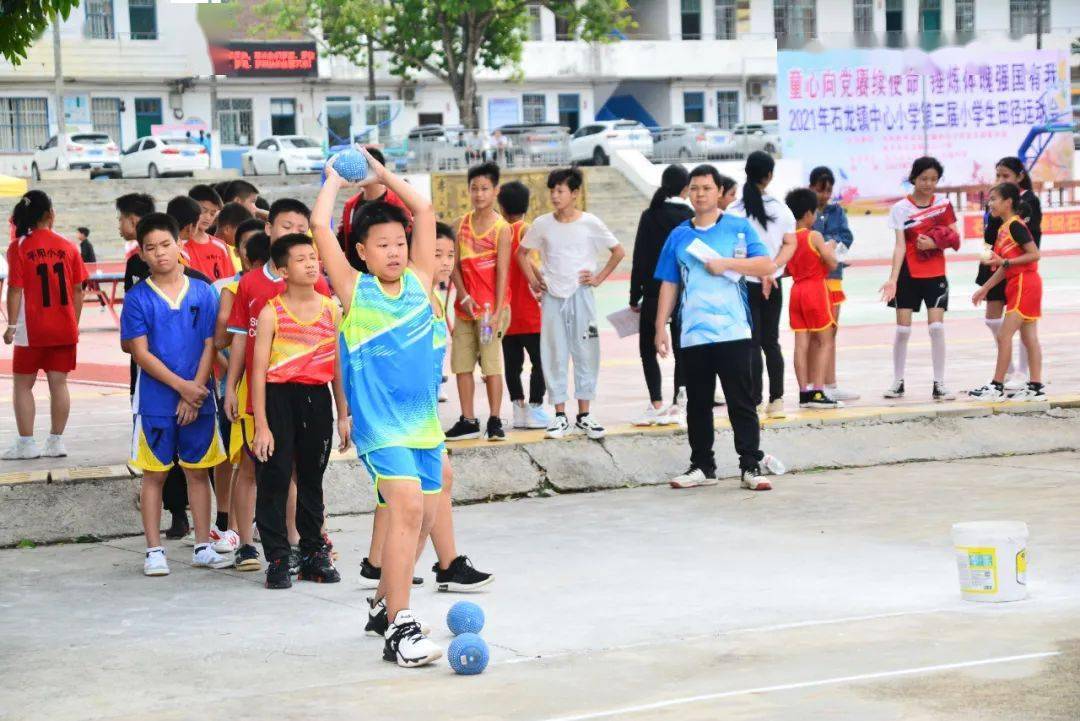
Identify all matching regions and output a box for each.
[339,268,444,455]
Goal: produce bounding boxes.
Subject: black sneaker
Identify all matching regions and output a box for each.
[798,390,812,408]
[359,557,424,589]
[433,555,494,592]
[485,416,506,442]
[445,415,481,441]
[298,547,341,583]
[805,390,840,409]
[366,596,388,636]
[164,512,190,540]
[288,546,301,576]
[234,543,261,572]
[265,557,292,589]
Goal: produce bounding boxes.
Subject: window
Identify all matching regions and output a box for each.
[84,0,114,39]
[885,0,904,46]
[134,97,162,138]
[128,0,157,39]
[853,0,873,32]
[919,0,941,32]
[715,0,736,39]
[773,0,816,48]
[955,0,975,33]
[417,112,443,126]
[554,14,573,40]
[558,93,580,133]
[527,4,543,40]
[683,92,705,123]
[523,94,546,124]
[270,98,297,136]
[0,98,49,151]
[716,91,739,129]
[1010,0,1049,38]
[682,0,701,39]
[216,98,253,146]
[91,97,121,143]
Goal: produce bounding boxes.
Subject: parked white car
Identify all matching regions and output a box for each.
[119,136,209,178]
[569,120,654,165]
[731,122,781,156]
[31,132,120,179]
[241,135,326,176]
[652,124,738,161]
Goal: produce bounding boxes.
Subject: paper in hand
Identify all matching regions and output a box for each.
[606,307,640,339]
[686,238,742,283]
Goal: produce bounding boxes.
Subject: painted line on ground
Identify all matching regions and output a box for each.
[540,651,1061,721]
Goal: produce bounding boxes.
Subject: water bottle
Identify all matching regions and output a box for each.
[734,232,747,259]
[480,302,493,345]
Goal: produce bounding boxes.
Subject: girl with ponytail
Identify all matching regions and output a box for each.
[4,190,87,460]
[730,150,797,418]
[630,164,693,423]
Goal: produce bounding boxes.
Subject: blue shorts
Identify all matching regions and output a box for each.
[130,413,226,473]
[360,445,444,507]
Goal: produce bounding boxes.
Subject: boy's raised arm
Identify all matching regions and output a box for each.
[311,168,359,310]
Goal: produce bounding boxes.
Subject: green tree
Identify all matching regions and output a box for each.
[0,0,80,66]
[261,0,633,129]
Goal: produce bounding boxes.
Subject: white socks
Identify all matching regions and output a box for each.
[928,322,946,384]
[1017,340,1030,377]
[984,317,1015,375]
[892,326,912,383]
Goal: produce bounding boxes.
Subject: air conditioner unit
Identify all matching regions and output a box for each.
[747,80,764,98]
[401,85,418,105]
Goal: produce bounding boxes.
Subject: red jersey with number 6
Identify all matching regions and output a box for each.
[6,229,88,347]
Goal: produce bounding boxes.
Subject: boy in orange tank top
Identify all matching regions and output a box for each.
[249,234,350,589]
[784,189,840,410]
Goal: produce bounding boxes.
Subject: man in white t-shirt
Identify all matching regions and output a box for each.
[517,167,625,440]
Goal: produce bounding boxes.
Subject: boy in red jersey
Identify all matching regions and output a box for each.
[176,186,235,282]
[223,198,331,573]
[250,234,348,589]
[497,180,549,430]
[785,189,840,410]
[3,191,88,460]
[971,183,1044,401]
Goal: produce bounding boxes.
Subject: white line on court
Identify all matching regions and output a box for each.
[540,651,1061,721]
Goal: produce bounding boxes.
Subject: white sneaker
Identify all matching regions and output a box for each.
[765,399,786,419]
[143,547,169,576]
[932,382,956,402]
[2,437,40,460]
[1010,384,1046,402]
[1004,377,1028,393]
[575,414,606,440]
[384,610,443,668]
[762,454,787,475]
[968,382,1004,400]
[209,527,240,554]
[512,401,529,429]
[526,403,551,429]
[740,464,772,491]
[883,379,905,398]
[634,405,665,427]
[664,403,686,427]
[825,386,860,401]
[545,414,571,439]
[669,466,718,489]
[192,545,233,569]
[42,435,67,458]
[182,530,196,547]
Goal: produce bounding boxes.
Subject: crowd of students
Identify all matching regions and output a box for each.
[2,145,1047,665]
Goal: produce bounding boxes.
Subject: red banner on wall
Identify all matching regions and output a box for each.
[964,208,1080,239]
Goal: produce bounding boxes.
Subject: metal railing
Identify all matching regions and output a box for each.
[400,128,571,173]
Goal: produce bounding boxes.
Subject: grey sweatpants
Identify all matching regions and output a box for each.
[540,287,600,405]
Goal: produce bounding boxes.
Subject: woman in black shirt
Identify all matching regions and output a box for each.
[629,165,693,425]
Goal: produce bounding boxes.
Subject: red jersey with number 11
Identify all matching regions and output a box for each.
[6,228,88,347]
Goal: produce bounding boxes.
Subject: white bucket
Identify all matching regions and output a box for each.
[951,521,1029,602]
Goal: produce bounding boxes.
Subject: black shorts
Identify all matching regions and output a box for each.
[889,265,949,312]
[975,263,1006,303]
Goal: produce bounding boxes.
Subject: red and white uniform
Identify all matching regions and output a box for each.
[505,220,541,336]
[786,228,835,332]
[6,228,88,373]
[265,295,338,386]
[888,194,957,278]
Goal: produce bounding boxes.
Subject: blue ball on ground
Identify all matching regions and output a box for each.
[331,148,368,182]
[446,601,485,635]
[448,632,489,675]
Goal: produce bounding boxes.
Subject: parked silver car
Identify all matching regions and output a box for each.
[494,123,571,166]
[406,124,470,170]
[652,124,737,161]
[731,122,781,156]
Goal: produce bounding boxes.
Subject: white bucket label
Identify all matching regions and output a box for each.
[955,546,998,594]
[1016,549,1027,586]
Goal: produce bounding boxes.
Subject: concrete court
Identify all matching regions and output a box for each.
[2,452,1079,721]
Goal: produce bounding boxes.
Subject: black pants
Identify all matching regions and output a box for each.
[502,333,545,405]
[747,280,785,405]
[255,383,333,562]
[638,296,683,403]
[682,340,763,474]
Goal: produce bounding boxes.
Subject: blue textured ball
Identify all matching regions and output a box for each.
[446,601,485,635]
[448,632,489,675]
[332,148,368,182]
